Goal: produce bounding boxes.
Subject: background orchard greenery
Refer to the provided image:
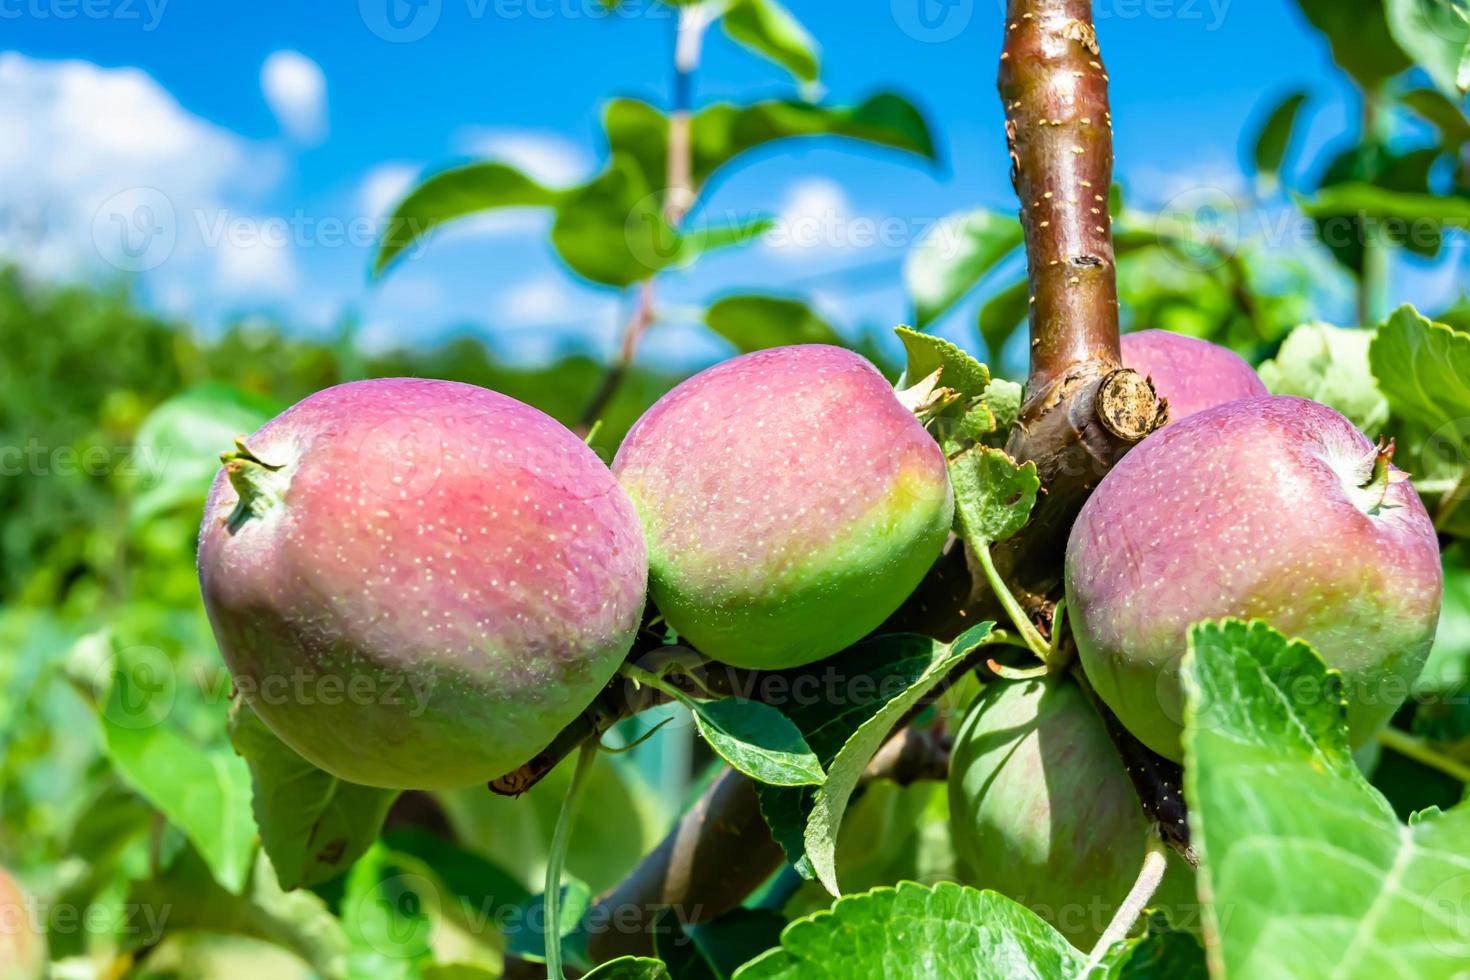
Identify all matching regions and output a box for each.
[8,0,1470,977]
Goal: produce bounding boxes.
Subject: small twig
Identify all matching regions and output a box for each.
[544,739,599,979]
[1085,834,1169,971]
[578,280,658,430]
[1071,662,1196,866]
[974,543,1049,658]
[1377,726,1470,783]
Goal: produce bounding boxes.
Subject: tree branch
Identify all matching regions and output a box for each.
[990,0,1164,602]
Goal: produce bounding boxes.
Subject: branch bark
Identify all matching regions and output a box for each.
[990,0,1164,604]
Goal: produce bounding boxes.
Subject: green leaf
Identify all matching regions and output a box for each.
[373,161,563,278]
[692,698,825,787]
[228,701,399,891]
[128,382,278,530]
[127,847,352,977]
[1257,322,1390,432]
[894,326,991,401]
[83,636,256,893]
[1183,619,1470,978]
[1292,0,1411,88]
[1386,0,1470,96]
[755,636,949,877]
[1370,306,1470,455]
[722,0,820,84]
[1102,914,1209,979]
[977,277,1030,362]
[1398,87,1470,146]
[584,957,672,980]
[1250,90,1309,189]
[654,908,788,980]
[984,379,1023,434]
[504,879,593,964]
[904,210,1023,328]
[948,447,1039,549]
[803,625,991,895]
[552,153,674,287]
[731,881,1087,979]
[704,295,843,353]
[1303,182,1470,228]
[689,94,937,189]
[673,216,776,268]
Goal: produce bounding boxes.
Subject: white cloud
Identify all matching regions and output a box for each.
[452,127,590,186]
[499,275,573,325]
[358,162,420,220]
[262,50,327,144]
[763,177,857,259]
[213,235,297,296]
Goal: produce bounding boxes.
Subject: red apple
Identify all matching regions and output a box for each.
[1121,329,1267,422]
[1066,395,1442,760]
[198,379,648,789]
[612,345,953,670]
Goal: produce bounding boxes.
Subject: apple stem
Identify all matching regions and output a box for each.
[1085,833,1169,970]
[219,438,287,533]
[542,738,599,980]
[974,543,1050,659]
[1376,726,1470,784]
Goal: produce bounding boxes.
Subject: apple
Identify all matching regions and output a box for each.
[1121,329,1267,422]
[1066,395,1443,760]
[0,867,43,980]
[198,379,648,789]
[612,345,953,670]
[948,677,1197,948]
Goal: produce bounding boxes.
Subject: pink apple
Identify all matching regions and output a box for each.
[1121,329,1267,422]
[1067,395,1442,760]
[198,379,648,789]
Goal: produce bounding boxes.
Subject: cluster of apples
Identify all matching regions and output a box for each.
[197,326,1440,947]
[949,330,1443,945]
[197,346,952,789]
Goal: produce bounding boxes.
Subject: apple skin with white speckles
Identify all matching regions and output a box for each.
[1121,329,1268,422]
[1066,395,1442,761]
[0,867,44,980]
[612,345,953,670]
[949,677,1197,948]
[197,379,648,789]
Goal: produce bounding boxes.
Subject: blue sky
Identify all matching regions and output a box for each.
[1,0,1446,374]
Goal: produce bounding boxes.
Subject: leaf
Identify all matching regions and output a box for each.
[904,210,1023,328]
[127,846,352,978]
[373,161,563,278]
[1257,322,1390,432]
[984,379,1023,434]
[803,624,992,895]
[948,447,1040,549]
[673,216,776,268]
[731,881,1087,979]
[85,637,256,893]
[894,326,991,401]
[692,698,824,787]
[689,94,936,189]
[1292,0,1411,88]
[1183,619,1470,978]
[1250,90,1309,189]
[1303,182,1470,228]
[722,0,820,84]
[977,277,1030,362]
[504,878,593,964]
[1386,0,1470,95]
[584,957,672,980]
[228,701,400,890]
[1399,87,1470,146]
[1102,914,1209,979]
[1369,306,1470,455]
[654,908,788,980]
[128,383,279,530]
[755,636,949,877]
[552,153,674,287]
[704,295,843,353]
